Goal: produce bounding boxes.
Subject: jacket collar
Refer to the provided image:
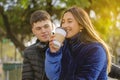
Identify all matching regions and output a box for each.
[66,32,81,45]
[65,32,83,58]
[35,39,49,49]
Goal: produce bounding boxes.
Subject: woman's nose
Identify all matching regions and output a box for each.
[62,23,69,30]
[62,23,68,29]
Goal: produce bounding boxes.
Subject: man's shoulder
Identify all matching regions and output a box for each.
[24,43,38,54]
[25,43,37,50]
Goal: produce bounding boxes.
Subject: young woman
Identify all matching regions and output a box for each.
[45,6,111,80]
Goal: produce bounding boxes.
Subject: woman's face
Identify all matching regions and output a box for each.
[61,12,81,38]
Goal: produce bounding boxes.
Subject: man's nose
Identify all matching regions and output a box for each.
[41,28,46,32]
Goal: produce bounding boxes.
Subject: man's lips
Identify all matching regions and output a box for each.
[41,34,49,38]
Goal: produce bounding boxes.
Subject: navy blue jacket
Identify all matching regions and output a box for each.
[45,33,108,80]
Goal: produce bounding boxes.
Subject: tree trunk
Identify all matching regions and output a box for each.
[0,8,25,56]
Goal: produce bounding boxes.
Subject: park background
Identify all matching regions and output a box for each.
[0,0,120,80]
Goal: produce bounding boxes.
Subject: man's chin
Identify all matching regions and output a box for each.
[40,39,49,42]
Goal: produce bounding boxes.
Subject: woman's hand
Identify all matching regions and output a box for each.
[49,34,61,53]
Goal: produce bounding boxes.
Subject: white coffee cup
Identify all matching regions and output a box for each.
[53,27,66,48]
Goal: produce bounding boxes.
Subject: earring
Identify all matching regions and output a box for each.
[80,29,82,32]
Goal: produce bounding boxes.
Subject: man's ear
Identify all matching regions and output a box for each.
[32,28,36,35]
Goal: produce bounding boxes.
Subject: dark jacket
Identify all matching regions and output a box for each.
[22,40,49,80]
[108,64,120,79]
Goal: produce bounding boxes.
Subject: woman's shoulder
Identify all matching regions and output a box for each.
[84,42,106,57]
[85,42,103,49]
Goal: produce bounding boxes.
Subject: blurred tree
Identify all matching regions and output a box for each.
[89,0,120,63]
[0,0,120,61]
[0,0,65,55]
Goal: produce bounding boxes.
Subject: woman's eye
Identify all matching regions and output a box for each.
[68,20,72,23]
[61,21,65,24]
[61,22,64,24]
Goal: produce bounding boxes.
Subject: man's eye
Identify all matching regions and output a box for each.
[36,27,41,30]
[44,25,50,28]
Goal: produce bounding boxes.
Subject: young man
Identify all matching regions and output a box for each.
[22,10,53,80]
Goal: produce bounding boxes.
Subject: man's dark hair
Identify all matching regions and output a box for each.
[30,10,51,25]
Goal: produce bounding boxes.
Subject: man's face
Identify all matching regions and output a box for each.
[32,20,53,42]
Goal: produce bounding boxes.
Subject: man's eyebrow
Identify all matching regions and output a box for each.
[44,24,49,26]
[43,24,50,27]
[35,24,49,28]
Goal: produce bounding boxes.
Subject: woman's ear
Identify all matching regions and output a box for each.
[80,27,84,32]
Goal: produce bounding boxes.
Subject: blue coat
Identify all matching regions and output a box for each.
[45,33,108,80]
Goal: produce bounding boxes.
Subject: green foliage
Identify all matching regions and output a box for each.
[20,0,30,9]
[93,17,112,41]
[60,0,90,8]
